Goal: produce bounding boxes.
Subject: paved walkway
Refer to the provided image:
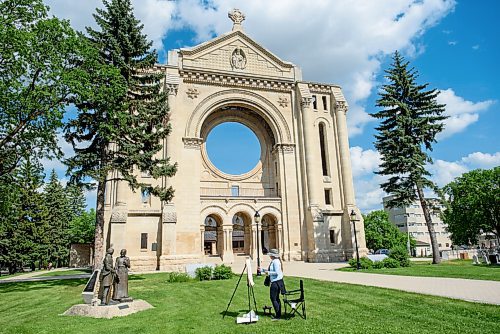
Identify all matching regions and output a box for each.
[278,262,500,306]
[0,268,90,283]
[2,262,499,306]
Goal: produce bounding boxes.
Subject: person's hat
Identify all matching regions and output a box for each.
[268,249,280,258]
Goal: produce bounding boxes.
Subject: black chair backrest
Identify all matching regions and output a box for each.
[299,279,304,300]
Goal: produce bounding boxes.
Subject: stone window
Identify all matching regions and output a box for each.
[312,95,317,109]
[322,96,328,110]
[231,185,239,197]
[319,123,330,176]
[324,188,332,205]
[141,188,151,204]
[141,233,148,249]
[329,230,335,244]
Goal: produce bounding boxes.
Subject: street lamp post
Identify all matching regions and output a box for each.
[254,211,261,276]
[350,210,361,270]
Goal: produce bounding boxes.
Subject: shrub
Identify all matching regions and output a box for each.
[167,272,192,283]
[195,266,213,281]
[372,260,385,269]
[382,257,400,268]
[213,264,233,280]
[348,257,373,269]
[389,245,411,267]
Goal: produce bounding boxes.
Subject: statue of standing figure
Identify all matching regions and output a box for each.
[99,248,115,305]
[113,249,132,302]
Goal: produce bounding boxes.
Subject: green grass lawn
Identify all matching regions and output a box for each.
[0,273,499,334]
[35,268,92,277]
[338,260,500,281]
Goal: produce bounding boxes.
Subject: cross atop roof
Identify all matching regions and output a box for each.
[228,8,245,31]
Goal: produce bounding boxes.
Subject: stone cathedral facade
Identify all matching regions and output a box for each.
[103,10,367,271]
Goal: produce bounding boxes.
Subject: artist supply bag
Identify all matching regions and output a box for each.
[264,275,270,286]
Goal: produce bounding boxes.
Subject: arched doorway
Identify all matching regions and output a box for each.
[232,212,253,256]
[261,214,279,253]
[204,215,223,257]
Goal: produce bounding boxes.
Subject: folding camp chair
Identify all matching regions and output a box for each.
[284,279,306,319]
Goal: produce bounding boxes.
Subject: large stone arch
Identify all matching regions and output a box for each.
[185,89,292,144]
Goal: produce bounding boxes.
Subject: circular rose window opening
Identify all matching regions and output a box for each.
[206,122,261,175]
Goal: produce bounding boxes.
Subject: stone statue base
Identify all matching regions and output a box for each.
[62,299,153,319]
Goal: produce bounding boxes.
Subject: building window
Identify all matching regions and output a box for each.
[141,170,151,178]
[329,230,335,244]
[141,233,148,249]
[319,123,330,176]
[312,95,317,109]
[322,96,328,110]
[446,243,449,247]
[324,189,332,205]
[141,188,151,204]
[231,185,239,197]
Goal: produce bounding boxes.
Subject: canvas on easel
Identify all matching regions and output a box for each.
[222,256,258,323]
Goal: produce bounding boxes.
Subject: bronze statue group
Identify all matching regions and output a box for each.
[98,248,131,305]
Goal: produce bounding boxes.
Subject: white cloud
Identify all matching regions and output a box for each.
[45,0,176,50]
[350,146,381,178]
[437,88,496,139]
[461,152,500,169]
[427,159,468,186]
[472,44,480,50]
[448,41,457,45]
[45,0,457,138]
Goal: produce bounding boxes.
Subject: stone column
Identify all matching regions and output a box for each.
[222,224,234,263]
[334,101,355,207]
[200,225,205,256]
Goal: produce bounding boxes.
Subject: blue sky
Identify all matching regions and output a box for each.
[44,0,499,212]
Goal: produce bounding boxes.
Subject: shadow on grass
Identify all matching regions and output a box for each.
[0,278,87,293]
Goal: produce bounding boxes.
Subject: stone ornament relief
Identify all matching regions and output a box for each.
[230,47,247,70]
[182,137,204,149]
[335,101,347,113]
[186,87,200,99]
[278,96,288,108]
[111,210,127,223]
[228,9,245,28]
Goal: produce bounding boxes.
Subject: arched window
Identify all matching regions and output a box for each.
[318,123,330,176]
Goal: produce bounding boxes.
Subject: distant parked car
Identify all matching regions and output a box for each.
[375,249,390,255]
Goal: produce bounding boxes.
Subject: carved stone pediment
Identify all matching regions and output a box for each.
[179,31,295,80]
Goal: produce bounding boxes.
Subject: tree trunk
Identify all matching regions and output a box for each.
[416,186,441,264]
[93,178,106,270]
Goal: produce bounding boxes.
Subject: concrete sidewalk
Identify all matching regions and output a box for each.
[275,262,500,306]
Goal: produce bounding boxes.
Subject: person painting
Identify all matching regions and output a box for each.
[260,249,286,320]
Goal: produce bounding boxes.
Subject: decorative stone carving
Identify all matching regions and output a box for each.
[186,87,199,99]
[162,203,177,223]
[335,101,348,113]
[182,137,204,149]
[310,205,324,222]
[273,143,295,154]
[165,84,178,96]
[301,97,312,108]
[228,9,245,30]
[278,96,288,108]
[230,47,247,70]
[111,210,127,223]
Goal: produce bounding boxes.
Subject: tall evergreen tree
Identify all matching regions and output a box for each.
[372,51,447,264]
[64,0,176,268]
[43,170,71,267]
[4,158,46,273]
[66,184,86,219]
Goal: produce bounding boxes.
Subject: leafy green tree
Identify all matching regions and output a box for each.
[69,209,96,244]
[0,0,98,176]
[66,184,86,219]
[64,0,176,267]
[2,158,46,273]
[372,51,447,264]
[43,170,71,267]
[363,210,415,252]
[442,167,500,246]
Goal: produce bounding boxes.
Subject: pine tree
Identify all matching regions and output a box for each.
[64,0,176,268]
[43,170,71,267]
[66,184,86,219]
[372,51,447,264]
[8,158,46,273]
